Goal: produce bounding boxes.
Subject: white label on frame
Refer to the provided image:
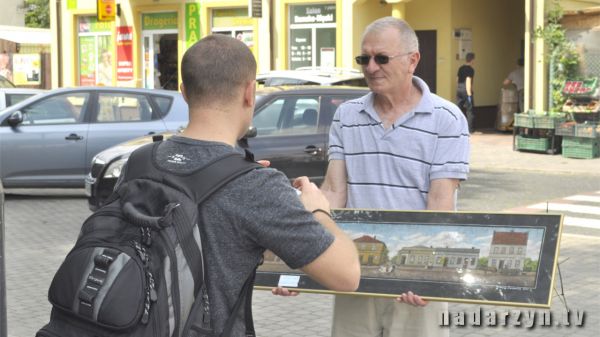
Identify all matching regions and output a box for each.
[278,275,300,288]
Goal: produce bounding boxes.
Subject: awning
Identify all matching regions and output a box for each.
[0,25,51,45]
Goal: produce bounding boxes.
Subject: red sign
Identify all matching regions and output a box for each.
[116,26,134,82]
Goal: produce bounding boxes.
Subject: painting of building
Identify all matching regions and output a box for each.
[354,235,387,266]
[488,231,528,271]
[395,246,480,269]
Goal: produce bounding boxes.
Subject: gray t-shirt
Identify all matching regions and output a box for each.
[125,136,334,335]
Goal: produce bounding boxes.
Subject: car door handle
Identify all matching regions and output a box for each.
[304,145,322,156]
[65,133,83,141]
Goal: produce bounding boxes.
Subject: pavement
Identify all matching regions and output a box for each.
[468,130,600,175]
[2,131,600,337]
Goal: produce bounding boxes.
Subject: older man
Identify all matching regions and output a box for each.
[322,17,470,337]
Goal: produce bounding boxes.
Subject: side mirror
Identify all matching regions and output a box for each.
[244,126,257,139]
[7,111,23,127]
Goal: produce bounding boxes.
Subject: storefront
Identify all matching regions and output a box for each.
[140,12,179,90]
[52,0,599,117]
[288,3,336,69]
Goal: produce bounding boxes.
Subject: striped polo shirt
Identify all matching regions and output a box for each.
[328,76,470,210]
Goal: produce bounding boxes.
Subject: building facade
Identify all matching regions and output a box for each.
[49,0,600,123]
[395,245,480,269]
[487,231,528,271]
[354,235,387,266]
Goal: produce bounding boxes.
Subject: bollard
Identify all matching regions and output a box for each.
[0,180,6,337]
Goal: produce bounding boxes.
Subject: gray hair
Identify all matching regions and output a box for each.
[181,34,256,107]
[362,17,419,53]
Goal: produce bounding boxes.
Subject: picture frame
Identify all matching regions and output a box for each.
[254,209,563,308]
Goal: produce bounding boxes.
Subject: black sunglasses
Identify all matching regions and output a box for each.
[355,52,410,65]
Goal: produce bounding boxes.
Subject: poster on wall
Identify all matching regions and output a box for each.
[116,26,134,82]
[78,16,113,86]
[320,47,335,68]
[0,53,12,82]
[12,54,41,85]
[79,36,96,86]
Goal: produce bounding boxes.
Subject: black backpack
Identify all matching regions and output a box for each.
[36,141,262,337]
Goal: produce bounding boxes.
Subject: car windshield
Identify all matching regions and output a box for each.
[0,75,16,88]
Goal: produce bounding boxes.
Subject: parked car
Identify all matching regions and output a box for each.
[0,87,188,188]
[0,74,15,88]
[0,88,45,110]
[85,86,369,210]
[256,67,367,87]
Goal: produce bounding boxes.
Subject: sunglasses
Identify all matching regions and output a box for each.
[355,52,411,65]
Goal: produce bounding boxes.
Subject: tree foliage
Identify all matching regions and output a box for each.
[534,1,579,111]
[24,0,50,28]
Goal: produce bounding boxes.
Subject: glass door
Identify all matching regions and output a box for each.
[142,31,178,90]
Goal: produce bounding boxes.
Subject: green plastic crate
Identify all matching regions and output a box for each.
[514,113,566,129]
[534,115,566,129]
[574,123,600,138]
[562,145,600,159]
[562,136,599,147]
[514,114,534,128]
[555,122,576,136]
[516,136,551,152]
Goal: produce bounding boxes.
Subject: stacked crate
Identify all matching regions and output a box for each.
[514,113,566,153]
[560,123,600,159]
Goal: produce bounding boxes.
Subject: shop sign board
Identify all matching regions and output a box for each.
[79,16,112,33]
[142,12,178,31]
[212,8,253,27]
[67,0,78,10]
[116,26,134,82]
[290,4,336,25]
[249,0,262,18]
[97,0,116,22]
[12,54,41,86]
[186,3,201,49]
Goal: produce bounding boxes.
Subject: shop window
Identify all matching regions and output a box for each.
[289,4,336,69]
[78,17,113,86]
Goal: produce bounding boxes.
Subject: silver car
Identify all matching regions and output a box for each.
[0,87,188,188]
[0,88,45,110]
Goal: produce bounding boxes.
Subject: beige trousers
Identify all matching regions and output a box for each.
[331,296,449,337]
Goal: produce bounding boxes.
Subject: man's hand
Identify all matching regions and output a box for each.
[272,287,300,297]
[293,176,331,213]
[396,291,428,307]
[257,160,270,167]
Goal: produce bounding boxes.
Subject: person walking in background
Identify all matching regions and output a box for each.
[504,58,525,113]
[456,52,475,132]
[325,16,470,337]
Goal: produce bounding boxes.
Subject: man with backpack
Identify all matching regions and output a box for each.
[37,35,360,337]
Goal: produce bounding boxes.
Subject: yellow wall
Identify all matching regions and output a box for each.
[450,0,525,106]
[406,0,454,101]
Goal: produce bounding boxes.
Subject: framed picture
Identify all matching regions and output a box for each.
[254,209,563,308]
